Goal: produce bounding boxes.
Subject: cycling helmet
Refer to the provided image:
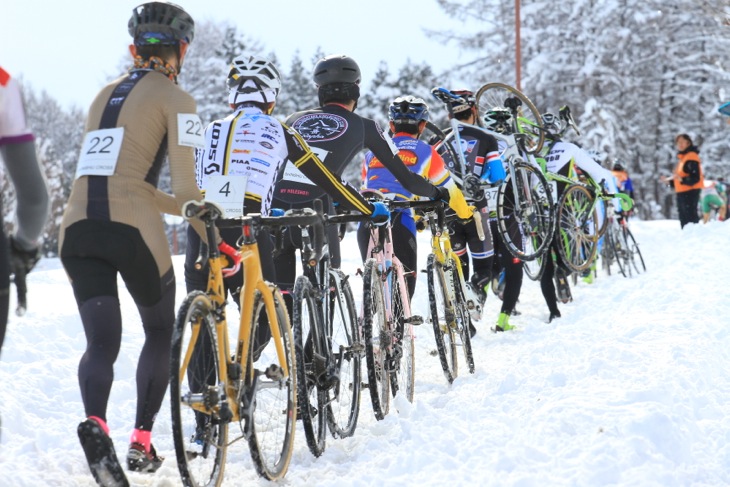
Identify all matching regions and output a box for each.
[483,108,513,134]
[449,89,476,114]
[313,54,361,105]
[389,95,429,124]
[613,161,625,171]
[227,54,281,106]
[541,112,562,134]
[128,1,195,46]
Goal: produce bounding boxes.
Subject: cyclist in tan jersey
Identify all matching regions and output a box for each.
[59,3,217,485]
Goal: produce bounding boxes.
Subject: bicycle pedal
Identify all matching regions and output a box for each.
[404,315,423,325]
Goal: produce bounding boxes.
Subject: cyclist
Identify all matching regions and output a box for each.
[185,53,390,359]
[358,95,473,300]
[612,161,635,200]
[479,106,529,331]
[537,111,621,322]
[430,88,506,318]
[59,3,209,484]
[0,66,49,355]
[272,54,450,305]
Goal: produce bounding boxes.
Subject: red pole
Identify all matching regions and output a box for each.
[515,0,521,91]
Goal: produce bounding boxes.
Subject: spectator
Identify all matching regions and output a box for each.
[660,134,703,228]
[700,178,727,223]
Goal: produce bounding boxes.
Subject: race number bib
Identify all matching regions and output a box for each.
[75,127,124,178]
[177,114,205,148]
[203,175,247,218]
[548,180,558,203]
[484,186,500,213]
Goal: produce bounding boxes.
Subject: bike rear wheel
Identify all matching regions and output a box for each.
[170,291,228,487]
[426,254,458,384]
[292,276,327,457]
[555,184,599,272]
[624,227,646,274]
[605,223,628,277]
[497,162,554,261]
[362,259,390,420]
[389,266,415,403]
[326,269,362,439]
[246,288,297,480]
[475,82,545,154]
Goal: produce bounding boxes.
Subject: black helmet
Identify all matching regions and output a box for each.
[389,95,429,124]
[128,1,195,46]
[613,161,625,171]
[313,54,361,86]
[449,89,476,114]
[313,54,361,106]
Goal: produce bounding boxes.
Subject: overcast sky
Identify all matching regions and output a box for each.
[3,0,474,109]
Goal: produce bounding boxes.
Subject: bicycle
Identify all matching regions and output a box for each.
[288,200,363,457]
[431,86,554,262]
[359,190,426,420]
[601,212,646,277]
[417,199,478,384]
[169,201,318,485]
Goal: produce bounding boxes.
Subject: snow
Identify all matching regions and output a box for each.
[1,219,729,486]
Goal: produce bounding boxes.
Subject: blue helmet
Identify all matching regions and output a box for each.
[389,95,429,124]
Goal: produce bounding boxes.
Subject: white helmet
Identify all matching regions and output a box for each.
[226,54,281,106]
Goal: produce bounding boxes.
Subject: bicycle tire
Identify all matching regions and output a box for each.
[452,277,475,374]
[605,222,627,277]
[497,161,554,261]
[425,121,463,175]
[170,291,228,487]
[362,259,390,420]
[555,184,599,272]
[523,252,546,281]
[474,82,545,154]
[389,266,415,403]
[595,197,609,238]
[246,288,296,480]
[624,227,646,274]
[292,276,327,457]
[600,236,612,277]
[426,253,458,384]
[325,269,362,439]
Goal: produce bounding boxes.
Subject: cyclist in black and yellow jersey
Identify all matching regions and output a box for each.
[59,3,210,485]
[272,54,449,301]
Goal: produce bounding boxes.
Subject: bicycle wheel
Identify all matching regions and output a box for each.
[555,184,599,272]
[624,227,646,274]
[452,278,475,374]
[595,198,609,238]
[389,266,415,403]
[362,259,390,420]
[291,276,326,457]
[170,291,227,487]
[523,252,546,281]
[605,223,627,277]
[497,161,554,261]
[246,288,296,480]
[325,269,361,439]
[426,253,458,384]
[475,82,545,154]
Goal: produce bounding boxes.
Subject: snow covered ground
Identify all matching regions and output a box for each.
[1,219,728,486]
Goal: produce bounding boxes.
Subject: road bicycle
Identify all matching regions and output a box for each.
[417,200,479,384]
[169,202,316,485]
[431,86,554,262]
[601,212,646,277]
[359,191,425,420]
[289,200,362,457]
